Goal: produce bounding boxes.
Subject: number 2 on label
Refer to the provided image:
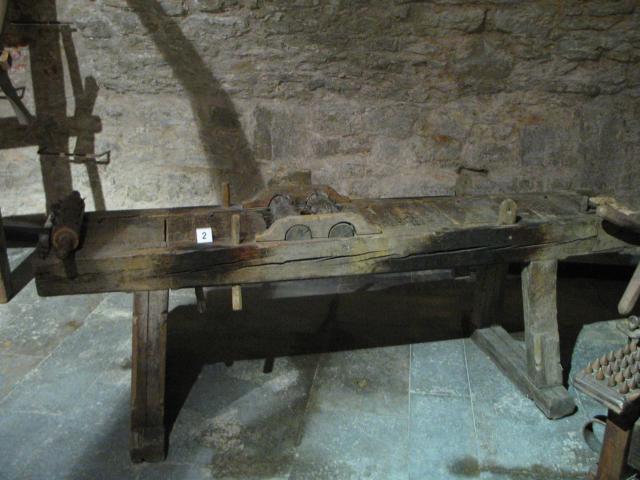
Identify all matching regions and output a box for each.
[196,227,213,244]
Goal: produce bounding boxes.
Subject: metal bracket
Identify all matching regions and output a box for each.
[38,150,111,165]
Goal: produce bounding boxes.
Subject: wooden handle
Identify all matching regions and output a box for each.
[619,263,640,316]
[596,204,640,235]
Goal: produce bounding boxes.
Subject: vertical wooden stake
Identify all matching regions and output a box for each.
[471,264,508,329]
[231,285,242,311]
[130,290,169,463]
[595,410,634,480]
[522,260,563,388]
[0,209,12,304]
[470,199,517,329]
[222,182,231,208]
[230,213,242,311]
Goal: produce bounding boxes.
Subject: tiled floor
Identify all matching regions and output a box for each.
[0,248,632,479]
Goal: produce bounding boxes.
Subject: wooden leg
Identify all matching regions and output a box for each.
[471,264,508,329]
[522,260,563,388]
[473,260,575,419]
[130,290,169,463]
[596,410,634,480]
[0,210,12,304]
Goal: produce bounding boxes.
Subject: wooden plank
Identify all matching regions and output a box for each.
[167,210,266,247]
[472,326,575,419]
[471,264,508,329]
[522,260,563,388]
[130,290,169,463]
[0,209,12,303]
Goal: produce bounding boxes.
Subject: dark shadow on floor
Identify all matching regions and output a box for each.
[125,0,264,203]
[164,279,471,434]
[163,265,634,439]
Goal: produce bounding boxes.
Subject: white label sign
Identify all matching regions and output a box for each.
[196,227,214,244]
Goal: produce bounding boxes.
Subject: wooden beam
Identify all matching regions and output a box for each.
[0,209,12,303]
[472,326,575,419]
[34,217,617,297]
[522,260,563,388]
[130,290,169,463]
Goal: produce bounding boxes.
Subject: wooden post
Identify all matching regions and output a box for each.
[595,410,634,480]
[470,199,516,329]
[471,264,507,329]
[231,213,242,311]
[222,182,231,208]
[522,260,563,388]
[130,290,169,463]
[0,209,12,304]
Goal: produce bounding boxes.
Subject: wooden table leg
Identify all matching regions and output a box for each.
[0,210,12,304]
[471,263,508,330]
[473,260,575,419]
[596,410,634,480]
[521,260,575,418]
[522,260,563,388]
[130,290,169,463]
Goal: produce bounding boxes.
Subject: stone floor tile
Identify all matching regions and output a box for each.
[409,393,478,480]
[13,381,135,480]
[290,409,409,480]
[0,290,104,357]
[137,463,215,480]
[307,345,409,417]
[0,352,41,400]
[473,395,596,477]
[165,355,318,478]
[0,410,61,479]
[411,339,469,398]
[0,298,131,414]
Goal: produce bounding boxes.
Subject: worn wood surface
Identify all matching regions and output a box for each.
[33,192,638,296]
[596,411,634,480]
[130,290,169,463]
[472,325,575,419]
[522,260,564,388]
[0,210,12,304]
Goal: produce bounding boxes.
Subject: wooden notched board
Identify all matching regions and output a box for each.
[33,191,639,296]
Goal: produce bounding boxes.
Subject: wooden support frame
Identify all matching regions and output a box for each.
[0,209,12,304]
[130,290,169,463]
[473,260,575,419]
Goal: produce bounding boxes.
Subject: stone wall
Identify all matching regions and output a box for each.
[1,0,639,214]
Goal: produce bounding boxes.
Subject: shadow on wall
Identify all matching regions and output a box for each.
[2,0,105,212]
[125,0,264,204]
